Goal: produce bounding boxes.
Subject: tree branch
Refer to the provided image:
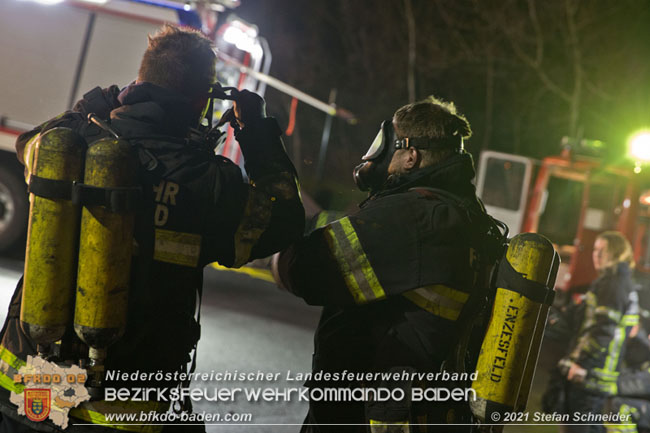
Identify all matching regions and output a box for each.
[404,0,417,102]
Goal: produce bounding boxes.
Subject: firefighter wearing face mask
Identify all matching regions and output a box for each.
[273,96,509,432]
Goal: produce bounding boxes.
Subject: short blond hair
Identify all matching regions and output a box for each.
[393,96,471,166]
[598,231,635,270]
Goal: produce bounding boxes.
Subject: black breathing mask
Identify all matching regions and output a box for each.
[199,82,239,128]
[353,120,399,193]
[353,119,465,194]
[208,82,239,101]
[192,82,241,151]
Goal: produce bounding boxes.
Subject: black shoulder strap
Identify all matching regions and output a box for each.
[86,113,164,176]
[410,187,484,225]
[409,187,510,374]
[409,186,508,257]
[75,86,120,118]
[497,257,556,306]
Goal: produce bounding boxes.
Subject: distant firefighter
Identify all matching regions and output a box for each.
[558,231,640,433]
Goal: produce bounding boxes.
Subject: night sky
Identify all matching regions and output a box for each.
[233,1,650,209]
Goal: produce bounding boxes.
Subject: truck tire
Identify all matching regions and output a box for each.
[0,162,28,253]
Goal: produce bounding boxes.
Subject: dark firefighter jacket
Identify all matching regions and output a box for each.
[276,152,502,377]
[603,338,650,433]
[0,82,304,432]
[569,262,639,395]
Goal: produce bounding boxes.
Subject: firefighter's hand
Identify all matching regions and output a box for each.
[216,108,238,129]
[567,362,587,383]
[232,90,266,129]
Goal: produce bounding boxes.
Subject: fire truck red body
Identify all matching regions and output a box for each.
[477,146,650,293]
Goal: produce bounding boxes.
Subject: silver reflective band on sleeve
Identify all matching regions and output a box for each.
[324,217,386,304]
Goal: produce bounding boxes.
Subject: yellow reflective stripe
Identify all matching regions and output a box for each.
[369,419,410,432]
[326,218,386,304]
[605,427,638,433]
[592,368,620,381]
[0,345,26,371]
[233,188,272,267]
[604,404,638,433]
[587,368,619,395]
[605,323,625,372]
[622,314,639,326]
[0,370,24,394]
[369,420,409,425]
[339,218,385,301]
[71,401,165,433]
[315,212,330,229]
[153,229,201,267]
[0,346,26,394]
[586,292,596,304]
[583,293,596,322]
[603,309,639,372]
[584,377,617,395]
[325,225,366,303]
[595,306,622,322]
[586,337,605,354]
[211,262,275,283]
[429,285,469,304]
[402,285,468,321]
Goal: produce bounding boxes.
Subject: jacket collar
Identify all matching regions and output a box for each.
[371,152,478,201]
[110,82,197,137]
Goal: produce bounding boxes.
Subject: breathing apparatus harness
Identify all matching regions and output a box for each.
[22,81,243,407]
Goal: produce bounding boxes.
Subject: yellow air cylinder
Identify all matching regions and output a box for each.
[514,249,560,413]
[74,138,137,353]
[21,128,85,346]
[470,233,558,423]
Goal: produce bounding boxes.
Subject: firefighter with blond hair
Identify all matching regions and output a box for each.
[560,231,640,433]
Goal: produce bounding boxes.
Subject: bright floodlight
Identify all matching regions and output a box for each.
[629,130,650,162]
[222,20,260,54]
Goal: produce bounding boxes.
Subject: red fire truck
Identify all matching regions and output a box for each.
[476,133,650,293]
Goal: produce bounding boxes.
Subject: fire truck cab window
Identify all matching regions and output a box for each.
[538,176,583,246]
[481,158,527,211]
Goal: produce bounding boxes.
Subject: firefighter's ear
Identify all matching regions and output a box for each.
[404,147,420,170]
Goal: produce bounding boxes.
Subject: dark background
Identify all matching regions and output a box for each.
[231,0,650,209]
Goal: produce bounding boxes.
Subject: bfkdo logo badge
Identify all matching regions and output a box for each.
[24,389,51,422]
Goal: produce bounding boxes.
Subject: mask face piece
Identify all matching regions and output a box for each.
[354,119,467,193]
[362,129,385,161]
[353,119,399,193]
